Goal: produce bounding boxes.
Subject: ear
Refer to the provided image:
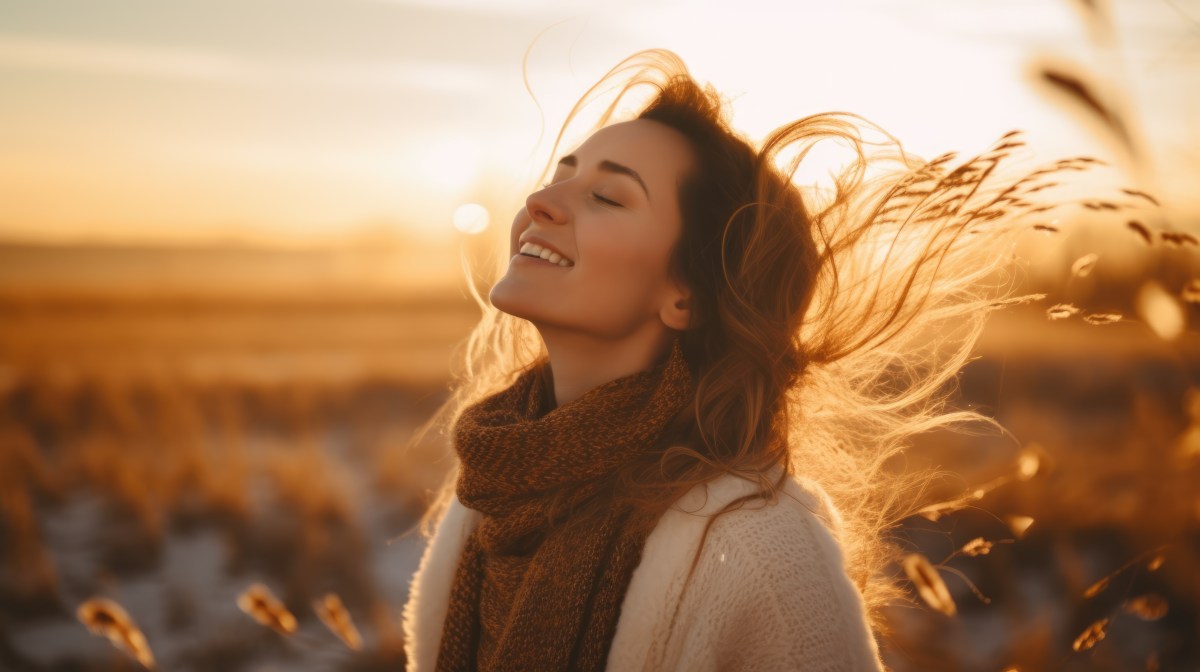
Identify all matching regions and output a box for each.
[659,284,693,332]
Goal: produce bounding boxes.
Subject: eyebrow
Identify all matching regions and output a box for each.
[557,154,651,202]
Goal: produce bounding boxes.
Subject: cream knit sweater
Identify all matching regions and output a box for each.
[402,468,886,671]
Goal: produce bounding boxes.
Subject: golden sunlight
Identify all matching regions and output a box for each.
[452,203,491,235]
[415,136,484,197]
[2,2,1198,670]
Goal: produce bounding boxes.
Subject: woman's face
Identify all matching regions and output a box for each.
[490,119,695,339]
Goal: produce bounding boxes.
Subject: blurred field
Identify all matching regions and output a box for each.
[0,241,475,671]
[0,235,1197,671]
[891,313,1200,671]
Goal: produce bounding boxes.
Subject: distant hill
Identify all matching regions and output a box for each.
[0,240,469,303]
[0,240,483,385]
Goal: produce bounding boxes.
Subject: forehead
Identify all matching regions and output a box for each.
[569,119,694,186]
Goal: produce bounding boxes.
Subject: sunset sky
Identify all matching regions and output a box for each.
[1,0,1196,248]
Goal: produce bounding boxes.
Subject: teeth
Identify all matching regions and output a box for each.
[519,242,574,267]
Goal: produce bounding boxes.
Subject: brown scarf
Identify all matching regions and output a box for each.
[434,336,694,672]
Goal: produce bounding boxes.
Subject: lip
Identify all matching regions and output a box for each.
[517,234,574,264]
[511,253,571,268]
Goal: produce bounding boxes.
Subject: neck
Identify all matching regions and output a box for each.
[536,325,678,409]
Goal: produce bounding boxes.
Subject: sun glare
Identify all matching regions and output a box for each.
[452,203,490,234]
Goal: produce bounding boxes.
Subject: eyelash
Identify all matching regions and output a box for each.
[540,181,622,208]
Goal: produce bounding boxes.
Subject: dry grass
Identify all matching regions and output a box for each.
[0,363,442,670]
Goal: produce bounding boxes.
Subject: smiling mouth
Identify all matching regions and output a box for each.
[517,241,574,267]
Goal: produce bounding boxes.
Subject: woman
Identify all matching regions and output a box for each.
[400,48,1095,671]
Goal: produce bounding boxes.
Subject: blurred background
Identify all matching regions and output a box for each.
[1,0,1197,670]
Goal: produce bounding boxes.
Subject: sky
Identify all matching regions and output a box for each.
[0,0,1197,248]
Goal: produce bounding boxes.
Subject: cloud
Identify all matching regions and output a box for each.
[0,34,244,80]
[359,0,586,17]
[0,34,502,95]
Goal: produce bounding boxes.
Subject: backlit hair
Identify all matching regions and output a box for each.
[406,48,1100,638]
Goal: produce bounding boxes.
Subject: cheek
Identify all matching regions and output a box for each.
[579,228,673,289]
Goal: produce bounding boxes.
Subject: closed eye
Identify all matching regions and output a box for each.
[540,181,624,209]
[592,193,622,207]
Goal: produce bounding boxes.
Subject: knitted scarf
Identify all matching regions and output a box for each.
[434,336,694,672]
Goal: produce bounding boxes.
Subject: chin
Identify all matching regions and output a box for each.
[491,275,594,334]
[489,279,533,320]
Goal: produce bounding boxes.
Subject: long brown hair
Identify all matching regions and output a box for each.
[405,48,1106,636]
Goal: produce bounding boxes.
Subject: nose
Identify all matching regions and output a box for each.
[525,184,567,225]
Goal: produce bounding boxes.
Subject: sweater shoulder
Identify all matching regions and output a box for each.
[658,472,884,671]
[673,472,851,582]
[668,470,845,542]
